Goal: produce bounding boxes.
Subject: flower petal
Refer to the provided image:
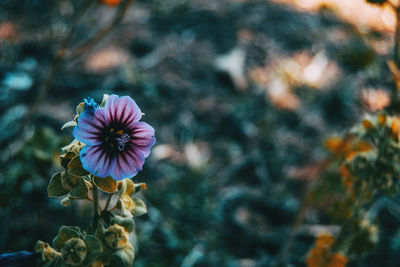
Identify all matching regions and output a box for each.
[80,145,116,178]
[129,122,156,157]
[73,109,106,145]
[104,94,142,125]
[110,149,144,180]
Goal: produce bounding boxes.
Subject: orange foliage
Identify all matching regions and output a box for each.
[100,0,122,6]
[324,136,373,160]
[339,164,352,188]
[306,233,348,267]
[271,0,396,32]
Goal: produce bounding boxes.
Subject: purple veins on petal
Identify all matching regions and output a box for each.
[73,109,106,146]
[80,145,116,178]
[110,148,144,180]
[104,94,142,125]
[73,94,155,180]
[129,122,156,157]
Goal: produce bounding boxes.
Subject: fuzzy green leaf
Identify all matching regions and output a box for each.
[83,235,103,265]
[60,151,77,169]
[68,156,89,176]
[61,120,77,130]
[52,226,81,250]
[131,197,147,217]
[48,173,68,197]
[110,216,135,233]
[94,176,117,193]
[69,178,88,198]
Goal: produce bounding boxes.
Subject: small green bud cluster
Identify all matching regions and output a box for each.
[36,226,102,267]
[312,113,400,263]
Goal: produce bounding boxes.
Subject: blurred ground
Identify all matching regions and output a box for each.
[1,0,400,266]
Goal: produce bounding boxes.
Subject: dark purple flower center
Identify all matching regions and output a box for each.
[101,126,131,154]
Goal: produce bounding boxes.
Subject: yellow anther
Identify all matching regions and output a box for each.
[110,128,114,132]
[117,130,123,135]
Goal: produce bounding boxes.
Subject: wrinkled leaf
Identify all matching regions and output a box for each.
[131,197,147,216]
[69,177,89,198]
[61,120,77,130]
[110,215,135,233]
[94,176,117,193]
[83,235,103,265]
[53,226,81,249]
[60,151,77,169]
[48,173,68,197]
[76,102,85,115]
[68,156,89,176]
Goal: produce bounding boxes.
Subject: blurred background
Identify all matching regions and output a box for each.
[1,0,400,266]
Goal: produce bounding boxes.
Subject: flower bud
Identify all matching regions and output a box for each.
[61,237,87,266]
[104,224,129,249]
[35,240,61,262]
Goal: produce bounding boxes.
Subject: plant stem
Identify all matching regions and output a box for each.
[104,193,114,211]
[331,184,368,253]
[67,0,135,60]
[91,177,100,231]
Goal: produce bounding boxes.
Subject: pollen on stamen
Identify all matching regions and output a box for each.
[117,130,124,135]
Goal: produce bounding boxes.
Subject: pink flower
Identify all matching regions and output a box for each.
[73,95,155,180]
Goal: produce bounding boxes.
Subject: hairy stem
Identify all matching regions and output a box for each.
[91,177,100,230]
[104,193,114,211]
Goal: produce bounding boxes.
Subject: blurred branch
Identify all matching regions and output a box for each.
[0,0,94,158]
[67,0,135,60]
[277,134,352,266]
[26,0,94,121]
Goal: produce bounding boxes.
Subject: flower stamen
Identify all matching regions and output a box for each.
[116,133,130,151]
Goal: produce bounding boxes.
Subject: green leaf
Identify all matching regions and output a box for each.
[83,235,103,265]
[60,151,77,169]
[61,120,77,130]
[100,94,109,107]
[110,216,135,233]
[76,102,85,115]
[94,176,117,193]
[69,178,88,198]
[131,197,147,217]
[53,226,81,249]
[48,173,68,197]
[68,156,89,176]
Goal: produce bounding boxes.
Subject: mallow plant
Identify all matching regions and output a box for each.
[35,94,155,267]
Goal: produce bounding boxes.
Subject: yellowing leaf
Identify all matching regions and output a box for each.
[94,176,117,193]
[68,156,89,176]
[361,119,374,129]
[306,233,347,267]
[377,113,387,125]
[324,137,351,155]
